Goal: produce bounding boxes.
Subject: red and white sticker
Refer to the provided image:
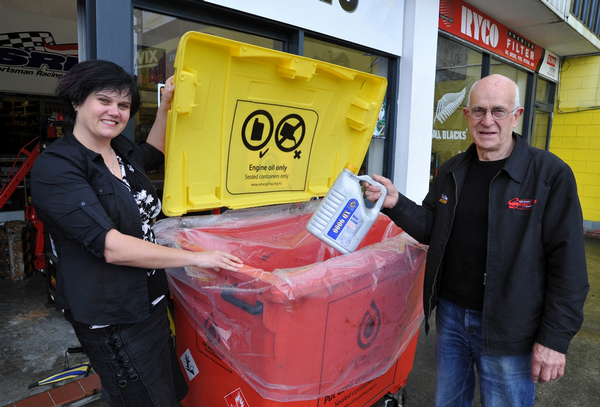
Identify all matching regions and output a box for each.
[224,388,250,407]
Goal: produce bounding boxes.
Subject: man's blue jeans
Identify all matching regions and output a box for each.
[435,297,535,407]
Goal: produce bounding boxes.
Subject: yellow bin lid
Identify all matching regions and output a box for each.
[162,32,387,216]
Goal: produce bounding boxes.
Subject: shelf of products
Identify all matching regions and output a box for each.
[0,95,66,216]
[0,97,41,152]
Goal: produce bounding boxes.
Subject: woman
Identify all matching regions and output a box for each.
[31,59,243,407]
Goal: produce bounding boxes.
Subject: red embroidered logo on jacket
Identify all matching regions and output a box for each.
[508,197,537,210]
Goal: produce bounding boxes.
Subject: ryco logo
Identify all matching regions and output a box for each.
[461,6,499,47]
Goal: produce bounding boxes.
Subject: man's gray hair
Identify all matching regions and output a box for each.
[466,75,520,110]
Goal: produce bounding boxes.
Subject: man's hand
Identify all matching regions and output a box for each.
[363,174,399,209]
[531,342,566,383]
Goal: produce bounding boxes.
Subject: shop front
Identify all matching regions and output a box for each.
[3,0,599,264]
[432,0,560,184]
[95,0,438,203]
[0,0,439,217]
[0,3,77,218]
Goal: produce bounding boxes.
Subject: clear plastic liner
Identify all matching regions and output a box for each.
[155,201,427,402]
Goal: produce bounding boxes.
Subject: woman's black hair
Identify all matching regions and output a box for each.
[56,59,141,131]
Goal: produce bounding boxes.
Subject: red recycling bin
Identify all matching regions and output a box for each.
[155,201,427,405]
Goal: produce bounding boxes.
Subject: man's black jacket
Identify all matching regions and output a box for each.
[384,133,589,356]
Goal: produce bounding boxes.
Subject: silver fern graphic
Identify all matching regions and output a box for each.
[435,87,466,124]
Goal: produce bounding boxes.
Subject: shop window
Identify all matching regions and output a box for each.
[133,8,284,143]
[431,35,540,184]
[531,77,555,150]
[132,8,284,184]
[532,111,550,149]
[304,37,390,178]
[304,37,383,73]
[0,97,41,154]
[132,8,394,184]
[431,36,482,183]
[490,58,528,136]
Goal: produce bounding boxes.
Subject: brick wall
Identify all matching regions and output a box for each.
[550,55,600,235]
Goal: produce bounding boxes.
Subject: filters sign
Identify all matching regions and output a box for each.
[438,0,543,71]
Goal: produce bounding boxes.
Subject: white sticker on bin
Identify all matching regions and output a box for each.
[180,349,199,382]
[224,388,250,407]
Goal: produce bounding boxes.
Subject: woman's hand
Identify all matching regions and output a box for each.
[159,76,175,111]
[193,250,244,272]
[147,75,175,154]
[364,174,400,209]
[104,229,244,272]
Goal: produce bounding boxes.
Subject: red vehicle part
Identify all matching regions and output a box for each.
[1,137,46,271]
[24,204,45,271]
[0,138,41,209]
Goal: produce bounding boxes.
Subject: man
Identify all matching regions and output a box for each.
[365,74,589,406]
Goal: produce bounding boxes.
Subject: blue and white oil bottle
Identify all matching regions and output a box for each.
[306,163,387,254]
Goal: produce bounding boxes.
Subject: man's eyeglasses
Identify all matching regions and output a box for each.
[467,107,518,120]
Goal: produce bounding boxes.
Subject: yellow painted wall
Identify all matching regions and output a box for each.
[550,55,600,223]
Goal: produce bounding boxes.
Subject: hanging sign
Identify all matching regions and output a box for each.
[538,50,560,82]
[0,30,78,94]
[439,0,543,71]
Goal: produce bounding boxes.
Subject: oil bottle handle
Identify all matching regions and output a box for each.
[356,175,388,214]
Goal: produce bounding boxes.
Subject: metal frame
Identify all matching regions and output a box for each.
[523,73,535,145]
[77,0,135,138]
[572,0,600,36]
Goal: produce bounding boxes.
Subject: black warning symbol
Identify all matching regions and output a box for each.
[241,110,307,154]
[357,299,381,349]
[275,114,305,152]
[241,110,274,151]
[204,313,221,345]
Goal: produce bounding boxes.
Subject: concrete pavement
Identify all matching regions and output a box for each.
[2,236,598,406]
[404,235,600,406]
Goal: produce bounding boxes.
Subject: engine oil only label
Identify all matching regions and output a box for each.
[227,100,318,194]
[327,199,363,247]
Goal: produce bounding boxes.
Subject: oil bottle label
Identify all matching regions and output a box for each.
[327,199,363,247]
